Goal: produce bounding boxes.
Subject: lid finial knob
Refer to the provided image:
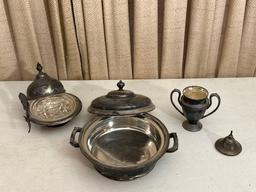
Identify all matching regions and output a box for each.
[36,63,43,73]
[117,80,125,90]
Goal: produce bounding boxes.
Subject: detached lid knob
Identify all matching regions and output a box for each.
[117,80,125,90]
[215,131,242,156]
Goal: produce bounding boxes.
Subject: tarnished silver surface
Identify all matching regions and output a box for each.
[215,131,242,156]
[19,63,83,130]
[170,87,221,132]
[88,80,155,116]
[27,63,65,100]
[70,113,178,180]
[29,93,82,124]
[70,80,178,180]
[81,115,165,168]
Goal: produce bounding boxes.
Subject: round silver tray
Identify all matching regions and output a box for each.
[29,93,82,126]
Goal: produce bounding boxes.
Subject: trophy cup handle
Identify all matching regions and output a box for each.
[170,89,184,116]
[202,93,221,119]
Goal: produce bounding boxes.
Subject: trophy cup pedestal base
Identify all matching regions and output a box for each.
[182,120,202,132]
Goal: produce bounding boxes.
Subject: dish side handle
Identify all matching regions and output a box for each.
[166,133,178,153]
[70,127,82,147]
[18,93,32,133]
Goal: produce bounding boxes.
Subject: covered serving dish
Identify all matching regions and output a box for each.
[19,63,82,132]
[70,81,178,181]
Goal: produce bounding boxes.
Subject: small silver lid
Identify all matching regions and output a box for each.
[215,131,242,156]
[88,80,155,116]
[27,63,65,100]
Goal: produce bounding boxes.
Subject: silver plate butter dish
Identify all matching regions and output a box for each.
[19,63,82,132]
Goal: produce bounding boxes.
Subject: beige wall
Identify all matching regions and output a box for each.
[0,0,256,80]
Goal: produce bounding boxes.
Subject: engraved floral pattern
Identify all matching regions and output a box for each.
[30,93,77,122]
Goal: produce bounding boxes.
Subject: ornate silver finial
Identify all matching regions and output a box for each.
[117,80,125,90]
[36,63,43,72]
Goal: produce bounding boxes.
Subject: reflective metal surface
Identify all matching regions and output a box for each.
[19,63,82,130]
[29,93,82,125]
[70,114,178,181]
[88,80,155,116]
[90,129,157,167]
[70,80,178,181]
[27,63,65,100]
[86,116,163,167]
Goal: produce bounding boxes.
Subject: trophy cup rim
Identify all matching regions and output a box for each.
[182,86,209,101]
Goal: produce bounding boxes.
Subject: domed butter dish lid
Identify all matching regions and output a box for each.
[215,131,242,156]
[18,63,82,132]
[27,63,65,100]
[88,80,155,116]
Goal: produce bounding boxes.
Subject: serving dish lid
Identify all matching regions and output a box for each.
[27,63,65,100]
[88,80,155,116]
